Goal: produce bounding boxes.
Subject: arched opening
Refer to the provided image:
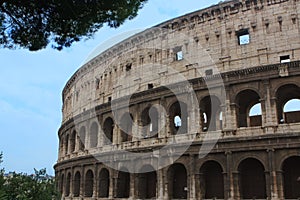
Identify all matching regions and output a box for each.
[276,84,300,123]
[70,130,76,153]
[103,117,114,145]
[98,168,110,198]
[73,171,81,197]
[238,158,266,199]
[282,156,300,199]
[236,90,261,127]
[116,168,130,198]
[85,170,94,197]
[65,134,69,155]
[119,113,133,143]
[65,173,71,197]
[283,99,300,123]
[168,163,187,199]
[200,161,224,199]
[200,96,221,131]
[137,165,157,199]
[249,103,262,127]
[90,122,98,148]
[169,101,188,135]
[141,107,159,138]
[79,126,86,151]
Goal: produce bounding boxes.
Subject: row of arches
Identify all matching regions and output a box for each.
[60,84,300,156]
[59,156,300,199]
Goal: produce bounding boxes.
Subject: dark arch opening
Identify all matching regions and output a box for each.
[140,106,159,139]
[276,84,300,124]
[200,96,222,131]
[70,130,76,153]
[60,174,64,196]
[236,90,261,127]
[119,113,133,143]
[90,122,98,148]
[98,168,109,198]
[79,126,86,151]
[85,170,94,197]
[200,161,224,199]
[168,163,187,199]
[73,171,81,197]
[282,156,300,199]
[103,117,114,145]
[137,165,157,199]
[116,168,130,198]
[169,101,188,135]
[238,158,266,199]
[65,173,71,197]
[65,134,69,155]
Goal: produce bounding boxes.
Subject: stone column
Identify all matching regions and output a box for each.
[109,169,114,199]
[80,165,84,199]
[276,170,284,199]
[130,173,136,199]
[232,171,240,199]
[70,167,74,198]
[226,151,234,200]
[263,80,278,128]
[157,169,165,199]
[93,164,98,198]
[223,87,237,133]
[267,149,280,199]
[188,155,196,199]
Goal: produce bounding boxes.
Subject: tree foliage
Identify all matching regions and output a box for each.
[0,152,59,200]
[0,0,147,51]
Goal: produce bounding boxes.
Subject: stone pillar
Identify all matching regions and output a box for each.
[267,149,280,199]
[226,151,234,199]
[130,173,135,199]
[223,87,237,133]
[163,168,169,200]
[157,169,165,199]
[232,171,240,199]
[188,155,196,199]
[70,167,74,198]
[158,109,167,138]
[109,169,114,199]
[263,80,278,128]
[93,164,98,198]
[195,172,201,199]
[199,172,205,199]
[80,165,84,199]
[276,170,284,199]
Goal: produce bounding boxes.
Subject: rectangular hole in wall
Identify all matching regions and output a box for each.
[236,29,250,45]
[148,83,154,89]
[280,55,290,63]
[108,97,112,102]
[205,69,213,76]
[126,63,132,71]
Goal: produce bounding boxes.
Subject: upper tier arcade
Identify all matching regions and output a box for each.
[61,0,300,122]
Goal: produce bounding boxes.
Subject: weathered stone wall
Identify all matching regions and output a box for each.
[61,0,300,123]
[55,0,300,199]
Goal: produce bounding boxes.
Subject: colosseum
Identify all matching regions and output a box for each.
[54,0,300,199]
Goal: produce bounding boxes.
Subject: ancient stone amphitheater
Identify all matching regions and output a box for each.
[54,0,300,199]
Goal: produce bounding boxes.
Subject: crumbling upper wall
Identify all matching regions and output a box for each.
[61,0,300,122]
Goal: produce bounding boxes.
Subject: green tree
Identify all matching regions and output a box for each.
[0,152,59,200]
[0,153,7,200]
[0,0,147,51]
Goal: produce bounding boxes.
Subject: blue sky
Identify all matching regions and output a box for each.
[0,0,221,175]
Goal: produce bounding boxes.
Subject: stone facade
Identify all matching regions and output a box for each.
[54,0,300,199]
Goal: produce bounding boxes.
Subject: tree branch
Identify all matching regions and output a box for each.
[0,5,23,29]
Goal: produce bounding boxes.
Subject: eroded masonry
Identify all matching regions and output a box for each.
[55,0,300,199]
